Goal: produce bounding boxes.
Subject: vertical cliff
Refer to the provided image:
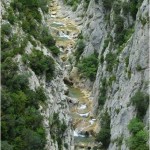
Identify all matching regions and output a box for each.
[65,0,149,149]
[1,0,149,150]
[1,0,74,150]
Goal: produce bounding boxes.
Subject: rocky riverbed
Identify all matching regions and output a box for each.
[49,0,99,149]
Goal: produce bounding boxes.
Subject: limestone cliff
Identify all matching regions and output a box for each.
[67,0,149,149]
[1,0,74,150]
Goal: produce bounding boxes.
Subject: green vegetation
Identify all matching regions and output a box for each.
[108,75,116,86]
[115,108,120,114]
[102,0,114,11]
[122,2,130,16]
[113,136,123,150]
[100,35,112,64]
[1,1,60,149]
[7,7,17,25]
[23,49,55,81]
[2,73,47,150]
[105,51,118,72]
[125,56,129,67]
[122,0,143,19]
[1,55,48,149]
[115,26,134,46]
[49,113,67,150]
[102,37,111,52]
[1,23,12,36]
[9,0,60,56]
[128,69,132,79]
[129,0,138,20]
[75,33,85,62]
[114,15,124,34]
[96,111,111,149]
[64,0,79,11]
[127,118,148,150]
[83,0,90,10]
[94,0,99,4]
[1,33,27,61]
[136,64,142,71]
[131,91,149,118]
[98,78,107,107]
[78,53,98,81]
[128,118,144,134]
[113,1,121,14]
[64,0,90,11]
[39,26,60,55]
[139,16,147,26]
[64,143,69,149]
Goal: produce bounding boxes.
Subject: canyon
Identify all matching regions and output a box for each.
[1,0,149,150]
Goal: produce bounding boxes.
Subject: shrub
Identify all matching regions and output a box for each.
[105,51,117,72]
[96,112,111,148]
[35,87,47,102]
[7,8,16,25]
[23,49,55,81]
[129,130,149,150]
[114,15,124,33]
[39,27,60,55]
[75,39,85,61]
[122,2,129,16]
[100,55,104,64]
[125,56,129,67]
[113,1,121,14]
[40,32,55,47]
[128,70,132,79]
[1,57,18,86]
[98,78,107,107]
[1,23,12,36]
[49,46,60,56]
[102,0,114,11]
[128,118,148,150]
[129,1,138,20]
[21,128,46,150]
[49,113,67,150]
[102,37,110,54]
[64,143,68,149]
[128,118,144,135]
[72,2,78,11]
[139,16,147,26]
[7,74,29,91]
[1,141,13,150]
[108,75,116,86]
[131,91,149,118]
[136,64,142,71]
[115,27,134,46]
[95,0,99,4]
[83,0,90,10]
[22,20,30,32]
[78,53,98,81]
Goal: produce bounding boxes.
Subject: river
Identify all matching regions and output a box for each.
[49,1,98,149]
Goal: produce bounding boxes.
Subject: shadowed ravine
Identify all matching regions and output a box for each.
[49,0,98,149]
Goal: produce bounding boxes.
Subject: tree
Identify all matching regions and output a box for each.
[131,91,149,118]
[128,118,144,135]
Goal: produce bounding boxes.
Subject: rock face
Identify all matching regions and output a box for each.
[2,0,74,150]
[2,0,149,149]
[71,0,149,149]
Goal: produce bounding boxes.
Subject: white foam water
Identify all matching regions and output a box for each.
[78,104,87,110]
[78,112,89,117]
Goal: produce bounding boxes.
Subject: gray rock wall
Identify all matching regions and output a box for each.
[74,0,149,149]
[2,0,74,149]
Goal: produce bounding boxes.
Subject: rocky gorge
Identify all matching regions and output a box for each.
[1,0,149,150]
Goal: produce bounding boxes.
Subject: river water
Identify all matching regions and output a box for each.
[49,1,98,149]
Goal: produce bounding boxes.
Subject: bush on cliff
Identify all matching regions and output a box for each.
[78,53,98,81]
